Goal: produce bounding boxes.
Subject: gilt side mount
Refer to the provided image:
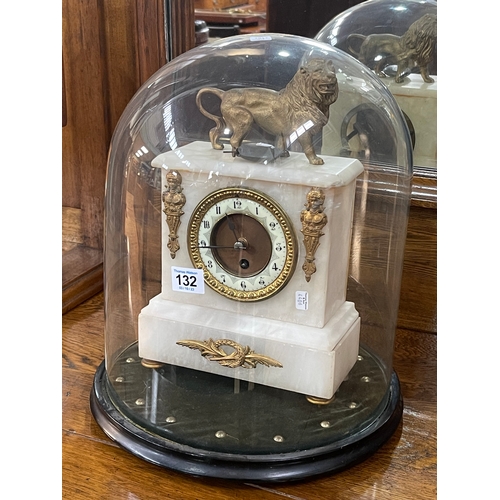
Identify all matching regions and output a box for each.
[196,58,339,165]
[162,170,186,259]
[300,187,328,282]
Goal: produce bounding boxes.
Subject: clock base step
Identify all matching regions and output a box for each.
[138,296,360,399]
[91,343,402,482]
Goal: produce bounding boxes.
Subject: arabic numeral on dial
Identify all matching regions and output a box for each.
[207,260,214,269]
[258,277,266,286]
[215,205,221,215]
[233,199,242,209]
[269,221,277,231]
[203,220,210,229]
[272,263,280,272]
[220,274,226,283]
[199,240,207,247]
[240,281,247,290]
[275,242,283,252]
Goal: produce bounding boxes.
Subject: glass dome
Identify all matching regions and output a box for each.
[91,33,412,481]
[316,0,437,170]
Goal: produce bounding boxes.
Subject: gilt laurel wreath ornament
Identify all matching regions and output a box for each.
[176,338,283,369]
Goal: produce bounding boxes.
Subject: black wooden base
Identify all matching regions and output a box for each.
[90,360,402,482]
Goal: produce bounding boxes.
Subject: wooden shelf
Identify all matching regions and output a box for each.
[62,206,103,314]
[195,6,267,34]
[62,246,103,315]
[195,9,264,25]
[412,170,437,209]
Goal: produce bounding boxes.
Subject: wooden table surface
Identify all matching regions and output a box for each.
[63,292,436,499]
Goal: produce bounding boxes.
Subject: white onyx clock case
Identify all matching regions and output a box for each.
[91,34,412,482]
[138,144,363,399]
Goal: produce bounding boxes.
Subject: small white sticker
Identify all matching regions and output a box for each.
[295,291,308,310]
[171,266,205,294]
[250,35,272,41]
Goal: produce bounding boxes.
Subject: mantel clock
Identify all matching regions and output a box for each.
[90,33,412,482]
[138,141,363,400]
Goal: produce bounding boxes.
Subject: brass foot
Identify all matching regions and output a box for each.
[141,358,164,369]
[306,395,335,405]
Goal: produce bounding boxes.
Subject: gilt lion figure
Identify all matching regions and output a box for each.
[347,13,437,83]
[195,58,339,165]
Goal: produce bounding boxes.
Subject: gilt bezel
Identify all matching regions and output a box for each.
[187,187,298,302]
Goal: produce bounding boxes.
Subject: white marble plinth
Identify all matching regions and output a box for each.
[138,296,360,399]
[385,74,437,169]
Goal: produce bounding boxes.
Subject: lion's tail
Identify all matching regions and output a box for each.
[346,34,366,57]
[196,88,226,150]
[196,87,225,130]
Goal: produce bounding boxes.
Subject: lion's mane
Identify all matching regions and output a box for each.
[279,59,339,133]
[400,13,437,67]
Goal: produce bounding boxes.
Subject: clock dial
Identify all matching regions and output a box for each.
[188,187,297,301]
[210,213,273,278]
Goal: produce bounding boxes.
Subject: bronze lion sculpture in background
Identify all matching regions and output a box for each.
[347,13,437,84]
[195,58,339,165]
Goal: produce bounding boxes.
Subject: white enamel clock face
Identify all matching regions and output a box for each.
[187,187,297,302]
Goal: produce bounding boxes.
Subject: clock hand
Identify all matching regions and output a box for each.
[198,242,247,250]
[225,213,249,249]
[225,213,240,242]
